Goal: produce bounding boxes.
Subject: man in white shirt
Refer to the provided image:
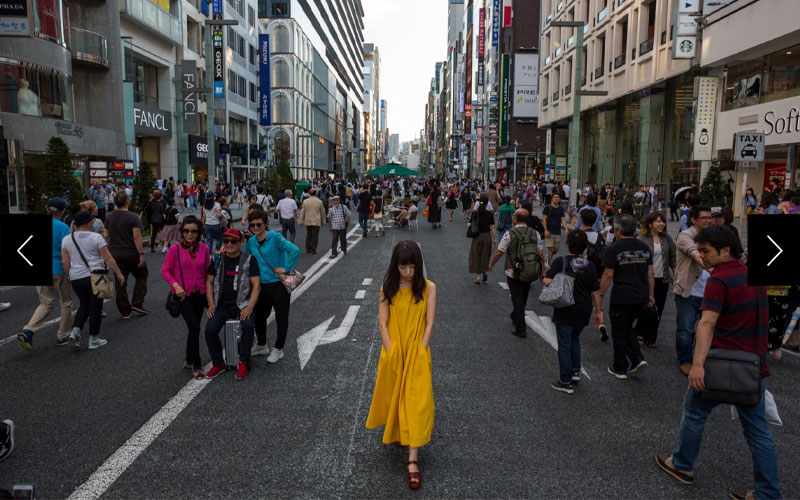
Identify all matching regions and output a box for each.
[563,183,571,203]
[275,190,298,243]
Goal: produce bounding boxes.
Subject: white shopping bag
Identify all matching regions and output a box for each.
[729,390,783,426]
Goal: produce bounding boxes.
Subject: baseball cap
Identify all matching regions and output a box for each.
[72,210,95,227]
[223,228,243,240]
[46,197,69,211]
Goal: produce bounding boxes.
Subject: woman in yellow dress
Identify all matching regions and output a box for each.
[366,240,436,489]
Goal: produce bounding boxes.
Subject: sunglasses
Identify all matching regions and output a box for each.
[249,222,264,228]
[222,238,240,244]
[182,229,199,234]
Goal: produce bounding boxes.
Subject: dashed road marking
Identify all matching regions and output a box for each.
[355,290,366,299]
[525,312,592,381]
[498,282,509,290]
[361,278,373,286]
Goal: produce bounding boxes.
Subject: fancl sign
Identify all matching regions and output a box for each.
[133,104,172,137]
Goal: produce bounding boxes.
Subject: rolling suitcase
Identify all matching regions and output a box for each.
[224,319,241,369]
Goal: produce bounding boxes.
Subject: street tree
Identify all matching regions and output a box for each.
[699,161,731,208]
[132,161,157,213]
[40,136,84,211]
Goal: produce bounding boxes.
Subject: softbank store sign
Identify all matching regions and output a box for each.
[133,103,172,137]
[717,94,800,149]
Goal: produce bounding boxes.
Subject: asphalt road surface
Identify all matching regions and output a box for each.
[1,205,798,499]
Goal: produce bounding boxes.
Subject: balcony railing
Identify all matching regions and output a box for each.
[119,0,182,44]
[640,38,654,56]
[69,27,108,69]
[568,35,574,47]
[553,91,559,102]
[564,84,572,95]
[594,66,604,78]
[543,97,548,107]
[598,7,608,23]
[545,55,551,66]
[555,46,562,57]
[614,54,625,69]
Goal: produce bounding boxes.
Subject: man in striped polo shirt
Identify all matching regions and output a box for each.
[656,227,780,500]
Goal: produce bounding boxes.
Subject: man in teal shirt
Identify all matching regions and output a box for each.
[17,198,73,350]
[245,209,300,363]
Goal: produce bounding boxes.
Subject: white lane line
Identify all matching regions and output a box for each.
[525,312,592,381]
[68,226,363,500]
[355,290,366,299]
[781,348,800,358]
[498,282,509,290]
[361,278,373,286]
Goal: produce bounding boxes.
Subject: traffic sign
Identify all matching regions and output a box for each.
[733,132,765,162]
[736,161,758,173]
[678,0,699,12]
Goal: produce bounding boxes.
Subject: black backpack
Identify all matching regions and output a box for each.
[585,234,606,277]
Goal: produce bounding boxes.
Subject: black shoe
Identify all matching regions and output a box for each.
[551,381,575,395]
[0,420,14,461]
[599,324,609,342]
[482,273,488,282]
[511,329,526,338]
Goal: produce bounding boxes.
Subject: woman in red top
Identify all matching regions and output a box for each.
[161,215,211,379]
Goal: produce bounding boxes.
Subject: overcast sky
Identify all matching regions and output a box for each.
[361,0,449,144]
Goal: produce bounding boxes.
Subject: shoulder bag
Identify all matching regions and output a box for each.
[166,246,186,318]
[538,256,575,308]
[701,291,765,407]
[254,238,305,294]
[70,232,115,299]
[466,212,480,238]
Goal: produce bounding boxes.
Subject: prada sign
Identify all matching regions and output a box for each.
[133,103,172,137]
[0,0,27,16]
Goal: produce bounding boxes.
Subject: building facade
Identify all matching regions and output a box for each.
[258,0,365,179]
[363,42,380,172]
[1,0,126,212]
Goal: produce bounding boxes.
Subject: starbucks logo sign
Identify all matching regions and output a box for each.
[679,40,694,53]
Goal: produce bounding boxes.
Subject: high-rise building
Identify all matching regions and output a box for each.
[259,0,365,179]
[363,43,380,172]
[389,134,400,160]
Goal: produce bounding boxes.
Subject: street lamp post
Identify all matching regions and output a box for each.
[513,140,519,183]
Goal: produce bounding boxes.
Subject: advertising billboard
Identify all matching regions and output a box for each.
[513,53,539,118]
[499,54,510,147]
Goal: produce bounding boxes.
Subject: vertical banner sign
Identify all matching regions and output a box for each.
[212,0,222,14]
[545,127,552,176]
[478,8,485,59]
[201,0,208,15]
[503,0,512,28]
[499,54,510,147]
[213,28,224,98]
[692,76,718,161]
[492,0,500,46]
[182,60,198,134]
[258,34,271,126]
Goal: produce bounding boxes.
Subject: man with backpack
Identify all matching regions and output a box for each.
[488,209,544,338]
[579,209,609,342]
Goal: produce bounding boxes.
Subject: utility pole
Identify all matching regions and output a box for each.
[513,140,519,182]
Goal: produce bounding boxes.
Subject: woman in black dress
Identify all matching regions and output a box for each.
[460,187,474,221]
[427,181,442,229]
[445,186,459,221]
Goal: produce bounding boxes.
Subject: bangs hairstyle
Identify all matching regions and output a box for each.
[382,240,426,305]
[180,215,203,234]
[641,211,666,237]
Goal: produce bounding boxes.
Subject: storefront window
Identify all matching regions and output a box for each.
[30,0,69,44]
[724,60,762,111]
[0,59,74,121]
[617,92,641,179]
[665,75,698,192]
[763,45,800,104]
[133,60,158,106]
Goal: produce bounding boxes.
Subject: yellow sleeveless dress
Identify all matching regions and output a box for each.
[366,281,434,447]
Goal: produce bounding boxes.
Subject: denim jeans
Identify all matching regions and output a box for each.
[675,295,703,365]
[358,211,370,231]
[205,304,255,366]
[672,386,781,500]
[556,323,583,383]
[205,224,223,256]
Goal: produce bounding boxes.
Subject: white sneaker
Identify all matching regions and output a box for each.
[251,343,270,356]
[266,348,284,363]
[161,246,168,253]
[0,302,9,312]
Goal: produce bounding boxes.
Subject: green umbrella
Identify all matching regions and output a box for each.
[364,163,420,177]
[295,181,309,200]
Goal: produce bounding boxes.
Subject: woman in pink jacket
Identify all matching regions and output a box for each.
[161,215,211,379]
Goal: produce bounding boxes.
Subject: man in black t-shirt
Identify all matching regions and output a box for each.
[598,214,655,379]
[542,193,569,267]
[204,229,261,381]
[357,182,373,238]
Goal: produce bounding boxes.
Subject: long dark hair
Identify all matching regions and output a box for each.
[382,240,426,305]
[204,195,216,210]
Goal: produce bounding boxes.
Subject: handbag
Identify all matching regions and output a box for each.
[254,238,305,294]
[701,290,765,407]
[422,209,430,217]
[466,212,480,238]
[538,256,575,308]
[166,246,186,318]
[70,232,114,299]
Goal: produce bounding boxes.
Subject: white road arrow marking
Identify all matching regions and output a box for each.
[767,235,783,267]
[525,311,591,380]
[17,235,33,267]
[296,305,361,370]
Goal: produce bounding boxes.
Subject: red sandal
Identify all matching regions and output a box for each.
[407,461,421,489]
